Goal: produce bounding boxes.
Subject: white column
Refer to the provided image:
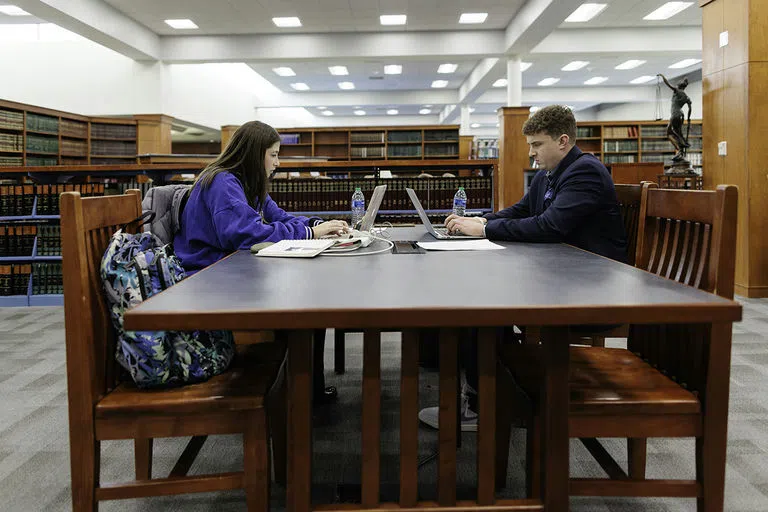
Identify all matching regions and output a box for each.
[506,56,523,106]
[460,104,471,134]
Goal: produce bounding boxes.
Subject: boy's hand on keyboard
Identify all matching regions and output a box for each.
[312,220,349,239]
[444,216,485,237]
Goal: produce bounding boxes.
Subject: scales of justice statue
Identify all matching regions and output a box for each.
[657,73,695,174]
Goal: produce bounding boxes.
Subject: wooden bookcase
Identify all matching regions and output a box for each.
[0,99,138,167]
[576,120,703,173]
[272,125,461,162]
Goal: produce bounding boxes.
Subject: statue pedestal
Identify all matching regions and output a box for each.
[664,158,695,175]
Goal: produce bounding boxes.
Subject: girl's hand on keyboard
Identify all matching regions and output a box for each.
[312,220,349,238]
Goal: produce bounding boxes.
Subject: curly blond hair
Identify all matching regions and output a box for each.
[522,105,576,143]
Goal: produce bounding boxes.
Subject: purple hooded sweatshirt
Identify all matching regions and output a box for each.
[173,171,323,274]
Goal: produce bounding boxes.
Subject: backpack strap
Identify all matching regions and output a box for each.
[122,211,155,233]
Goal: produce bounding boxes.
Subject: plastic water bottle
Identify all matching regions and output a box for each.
[452,186,467,217]
[351,187,365,228]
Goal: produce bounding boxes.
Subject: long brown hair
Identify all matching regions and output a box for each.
[195,120,280,206]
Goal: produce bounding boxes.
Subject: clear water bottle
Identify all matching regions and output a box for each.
[351,187,365,228]
[452,186,467,217]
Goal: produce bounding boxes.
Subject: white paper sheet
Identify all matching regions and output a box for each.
[416,240,505,251]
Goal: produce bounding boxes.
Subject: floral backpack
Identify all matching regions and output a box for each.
[100,218,234,389]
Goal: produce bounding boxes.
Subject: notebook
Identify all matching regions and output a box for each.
[255,239,335,258]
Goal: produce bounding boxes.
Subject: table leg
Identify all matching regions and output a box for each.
[362,329,382,508]
[476,327,496,505]
[286,329,314,512]
[438,328,458,506]
[540,327,570,512]
[399,329,420,507]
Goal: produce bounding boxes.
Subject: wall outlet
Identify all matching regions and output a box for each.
[719,31,729,47]
[718,141,727,156]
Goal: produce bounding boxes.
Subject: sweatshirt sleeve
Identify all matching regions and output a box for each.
[484,164,604,242]
[261,194,324,228]
[206,174,314,249]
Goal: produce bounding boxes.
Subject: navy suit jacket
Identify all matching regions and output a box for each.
[484,146,628,262]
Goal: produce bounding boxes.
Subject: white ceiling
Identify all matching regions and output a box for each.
[3,0,704,127]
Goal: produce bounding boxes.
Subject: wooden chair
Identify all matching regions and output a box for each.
[61,190,286,511]
[496,185,738,510]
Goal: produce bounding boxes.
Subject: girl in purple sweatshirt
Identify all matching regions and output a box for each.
[174,120,346,403]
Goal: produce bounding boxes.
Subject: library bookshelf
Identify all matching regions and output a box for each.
[270,125,464,161]
[0,159,495,306]
[0,99,138,167]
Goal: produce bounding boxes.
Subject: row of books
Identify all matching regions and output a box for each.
[26,113,58,133]
[577,127,600,138]
[0,156,22,167]
[0,264,31,296]
[31,262,63,295]
[61,139,87,156]
[26,134,59,153]
[0,109,23,130]
[351,146,385,158]
[269,177,492,213]
[27,157,58,166]
[424,144,458,157]
[0,133,22,152]
[604,126,639,138]
[350,132,385,143]
[91,123,136,139]
[0,183,106,216]
[60,119,88,139]
[37,224,61,256]
[604,154,637,164]
[604,140,639,152]
[0,224,37,257]
[90,140,137,156]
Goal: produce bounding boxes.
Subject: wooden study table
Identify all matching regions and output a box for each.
[124,227,742,512]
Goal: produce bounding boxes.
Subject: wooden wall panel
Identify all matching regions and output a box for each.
[746,63,768,296]
[748,1,768,62]
[723,65,750,291]
[134,115,173,155]
[723,0,749,69]
[496,107,531,210]
[702,72,724,190]
[702,1,723,76]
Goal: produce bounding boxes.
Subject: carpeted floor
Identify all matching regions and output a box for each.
[1,298,767,511]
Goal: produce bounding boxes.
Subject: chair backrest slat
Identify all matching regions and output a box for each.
[615,182,656,266]
[61,190,142,407]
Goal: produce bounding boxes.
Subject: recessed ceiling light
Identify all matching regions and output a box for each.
[471,123,481,128]
[272,67,296,77]
[562,60,590,71]
[354,110,366,116]
[338,81,355,90]
[419,108,431,115]
[468,107,476,113]
[380,14,406,25]
[493,78,508,87]
[459,12,488,24]
[328,66,349,76]
[496,123,500,127]
[630,75,656,84]
[321,111,334,116]
[565,3,608,23]
[615,59,646,70]
[669,58,702,69]
[164,19,198,29]
[431,80,449,88]
[584,76,608,85]
[521,62,533,71]
[530,106,540,113]
[290,82,310,91]
[317,106,327,110]
[643,2,694,20]
[384,64,402,75]
[387,109,399,115]
[272,16,302,27]
[538,77,560,86]
[424,104,433,107]
[0,5,31,15]
[437,63,458,74]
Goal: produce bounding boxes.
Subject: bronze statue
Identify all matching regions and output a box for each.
[657,74,692,162]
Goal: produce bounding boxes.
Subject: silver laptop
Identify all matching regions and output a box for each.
[355,184,387,232]
[405,187,484,239]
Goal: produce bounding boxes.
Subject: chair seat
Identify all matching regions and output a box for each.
[97,342,286,417]
[501,344,701,416]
